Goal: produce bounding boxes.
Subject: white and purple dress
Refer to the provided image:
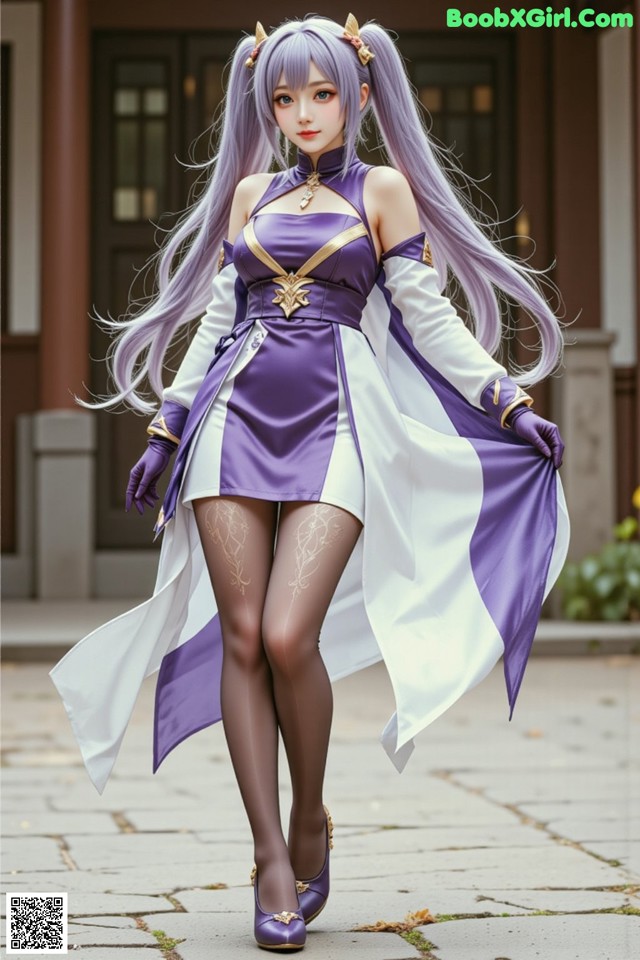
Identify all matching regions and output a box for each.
[50,144,570,794]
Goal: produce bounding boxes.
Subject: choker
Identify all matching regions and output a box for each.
[292,143,359,209]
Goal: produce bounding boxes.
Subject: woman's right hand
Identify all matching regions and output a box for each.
[125,437,177,515]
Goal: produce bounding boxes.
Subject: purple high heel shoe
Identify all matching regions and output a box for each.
[250,864,306,951]
[293,804,334,925]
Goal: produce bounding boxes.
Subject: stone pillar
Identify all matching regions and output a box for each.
[33,0,94,598]
[552,329,617,563]
[40,0,90,409]
[33,411,96,598]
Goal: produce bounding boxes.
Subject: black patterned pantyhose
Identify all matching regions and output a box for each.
[192,495,363,914]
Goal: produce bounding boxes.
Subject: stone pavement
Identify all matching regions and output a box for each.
[1,654,638,959]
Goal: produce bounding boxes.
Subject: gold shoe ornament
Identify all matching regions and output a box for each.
[272,911,302,924]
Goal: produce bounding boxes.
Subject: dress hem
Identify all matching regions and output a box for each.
[181,486,365,523]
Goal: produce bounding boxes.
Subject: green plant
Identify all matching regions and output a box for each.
[557,491,640,622]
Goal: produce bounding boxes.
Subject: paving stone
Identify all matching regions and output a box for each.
[125,807,250,832]
[0,767,84,788]
[2,655,639,959]
[2,812,120,836]
[453,768,640,804]
[309,887,515,924]
[4,749,89,767]
[328,844,627,888]
[550,818,640,844]
[139,910,420,959]
[582,840,640,877]
[322,823,552,853]
[67,915,158,947]
[42,953,162,960]
[3,862,250,896]
[532,811,640,843]
[66,832,230,870]
[326,886,636,920]
[171,887,247,913]
[49,785,203,812]
[319,796,522,828]
[471,888,638,913]
[517,799,637,822]
[1,836,66,872]
[1,796,51,813]
[0,892,175,918]
[422,913,639,960]
[1,870,160,895]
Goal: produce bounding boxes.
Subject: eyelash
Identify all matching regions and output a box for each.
[274,90,335,106]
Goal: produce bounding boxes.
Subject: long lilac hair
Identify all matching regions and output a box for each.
[78,14,566,415]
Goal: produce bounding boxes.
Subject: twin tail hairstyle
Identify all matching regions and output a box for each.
[78,14,567,415]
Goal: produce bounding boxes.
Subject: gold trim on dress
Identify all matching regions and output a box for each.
[147,416,181,445]
[217,244,225,272]
[493,379,501,405]
[242,220,369,319]
[421,237,433,267]
[500,389,534,429]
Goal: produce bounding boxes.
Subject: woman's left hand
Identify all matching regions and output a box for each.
[507,408,564,469]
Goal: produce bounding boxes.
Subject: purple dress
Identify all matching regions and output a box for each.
[48,143,570,794]
[180,147,380,522]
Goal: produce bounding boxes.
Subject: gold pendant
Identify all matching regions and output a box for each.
[272,273,315,318]
[300,172,321,209]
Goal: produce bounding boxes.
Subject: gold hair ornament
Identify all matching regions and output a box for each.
[245,21,268,69]
[342,13,375,66]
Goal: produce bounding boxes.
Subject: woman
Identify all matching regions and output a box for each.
[50,14,569,952]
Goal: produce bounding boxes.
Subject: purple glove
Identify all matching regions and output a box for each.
[480,375,564,469]
[125,436,177,515]
[505,406,565,469]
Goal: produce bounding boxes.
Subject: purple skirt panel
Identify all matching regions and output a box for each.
[180,315,365,519]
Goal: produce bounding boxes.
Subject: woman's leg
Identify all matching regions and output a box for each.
[262,501,363,882]
[192,495,299,914]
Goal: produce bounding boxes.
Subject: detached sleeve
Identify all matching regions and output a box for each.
[147,241,248,444]
[380,232,509,410]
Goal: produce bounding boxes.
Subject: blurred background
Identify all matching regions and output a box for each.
[1,1,638,625]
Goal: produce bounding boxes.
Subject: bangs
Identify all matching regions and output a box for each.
[251,19,368,175]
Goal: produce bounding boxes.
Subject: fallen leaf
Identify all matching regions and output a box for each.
[353,907,436,931]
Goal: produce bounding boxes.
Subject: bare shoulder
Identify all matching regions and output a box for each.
[365,165,415,202]
[364,166,421,254]
[236,172,275,211]
[228,173,275,243]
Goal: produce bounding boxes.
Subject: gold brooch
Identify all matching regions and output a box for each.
[271,273,315,319]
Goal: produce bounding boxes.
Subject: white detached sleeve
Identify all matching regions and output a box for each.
[147,242,247,444]
[379,232,510,411]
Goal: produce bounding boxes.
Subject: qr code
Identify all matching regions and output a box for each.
[6,893,68,954]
